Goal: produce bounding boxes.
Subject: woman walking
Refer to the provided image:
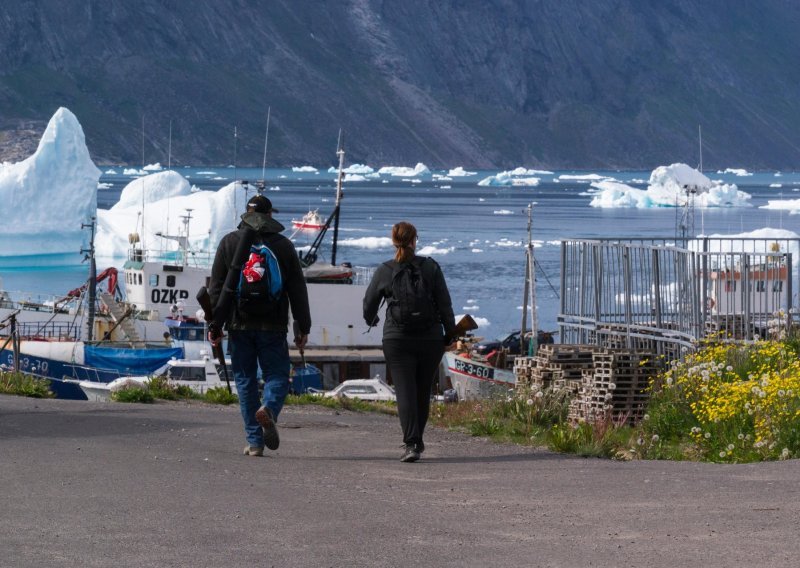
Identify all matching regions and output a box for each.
[363,221,456,462]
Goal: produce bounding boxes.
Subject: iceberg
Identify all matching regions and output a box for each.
[0,107,100,265]
[589,163,752,208]
[95,172,240,259]
[292,166,318,173]
[447,167,477,177]
[377,163,430,177]
[760,199,800,213]
[143,163,163,171]
[478,171,541,187]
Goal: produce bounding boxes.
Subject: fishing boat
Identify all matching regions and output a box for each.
[291,209,325,230]
[1,141,387,393]
[442,351,516,400]
[442,203,542,400]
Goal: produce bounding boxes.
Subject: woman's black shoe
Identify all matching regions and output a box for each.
[400,445,421,463]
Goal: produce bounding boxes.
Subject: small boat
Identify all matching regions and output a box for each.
[291,209,325,230]
[440,204,543,400]
[69,355,232,401]
[442,351,515,400]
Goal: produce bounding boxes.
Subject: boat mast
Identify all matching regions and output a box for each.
[520,203,538,356]
[331,130,345,267]
[81,217,97,342]
[260,106,271,194]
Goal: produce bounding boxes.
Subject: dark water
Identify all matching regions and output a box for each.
[3,166,799,336]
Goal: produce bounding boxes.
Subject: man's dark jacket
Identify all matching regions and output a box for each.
[208,211,311,334]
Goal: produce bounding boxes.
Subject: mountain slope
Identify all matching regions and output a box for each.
[0,0,798,169]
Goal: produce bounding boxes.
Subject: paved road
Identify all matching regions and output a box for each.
[1,395,798,567]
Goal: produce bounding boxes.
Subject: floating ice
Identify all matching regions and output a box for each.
[493,209,514,215]
[328,164,374,174]
[559,173,607,181]
[105,169,118,175]
[143,163,162,171]
[448,167,477,177]
[478,169,542,187]
[719,168,752,176]
[98,182,113,189]
[344,174,368,182]
[760,199,800,212]
[418,245,453,255]
[197,171,217,175]
[377,163,430,177]
[769,183,783,188]
[589,163,751,208]
[471,248,484,253]
[338,237,393,249]
[0,107,100,264]
[292,166,318,173]
[123,168,147,176]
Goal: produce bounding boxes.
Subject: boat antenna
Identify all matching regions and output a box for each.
[233,125,238,221]
[331,130,345,266]
[81,217,97,342]
[520,203,538,356]
[166,119,173,238]
[168,119,173,171]
[140,115,147,251]
[698,124,703,173]
[261,106,271,187]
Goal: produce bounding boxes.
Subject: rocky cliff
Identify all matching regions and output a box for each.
[1,0,798,169]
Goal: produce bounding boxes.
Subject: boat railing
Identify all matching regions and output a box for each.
[17,321,81,341]
[0,291,78,314]
[350,266,375,286]
[127,247,214,268]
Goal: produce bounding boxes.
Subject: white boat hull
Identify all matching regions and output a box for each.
[442,352,515,400]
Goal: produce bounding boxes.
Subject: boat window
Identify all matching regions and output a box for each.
[166,275,176,287]
[773,281,783,292]
[138,273,142,285]
[150,275,159,287]
[167,366,206,381]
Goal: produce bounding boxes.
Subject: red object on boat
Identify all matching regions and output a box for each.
[291,209,325,230]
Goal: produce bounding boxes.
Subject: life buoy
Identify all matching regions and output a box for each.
[706,297,716,310]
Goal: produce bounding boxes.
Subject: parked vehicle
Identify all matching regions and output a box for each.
[309,376,396,402]
[472,329,555,357]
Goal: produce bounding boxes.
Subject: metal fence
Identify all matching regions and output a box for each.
[559,238,795,360]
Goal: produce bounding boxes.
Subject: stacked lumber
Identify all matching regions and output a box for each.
[567,349,661,426]
[514,344,595,393]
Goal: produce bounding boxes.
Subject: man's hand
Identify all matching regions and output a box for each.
[294,333,308,350]
[208,323,224,347]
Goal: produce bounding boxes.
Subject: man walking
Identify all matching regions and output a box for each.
[208,194,311,456]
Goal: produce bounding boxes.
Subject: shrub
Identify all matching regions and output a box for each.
[204,386,238,405]
[634,337,800,463]
[111,386,154,403]
[0,371,53,398]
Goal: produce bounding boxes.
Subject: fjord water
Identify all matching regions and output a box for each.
[3,168,798,336]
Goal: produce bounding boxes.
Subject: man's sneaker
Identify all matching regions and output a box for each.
[255,406,280,450]
[243,445,264,457]
[400,444,420,463]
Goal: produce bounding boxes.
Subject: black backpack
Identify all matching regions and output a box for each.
[236,236,283,317]
[386,258,438,331]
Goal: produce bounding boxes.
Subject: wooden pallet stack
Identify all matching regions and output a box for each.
[514,344,596,394]
[567,349,660,426]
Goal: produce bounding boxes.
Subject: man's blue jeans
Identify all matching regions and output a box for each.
[229,330,291,448]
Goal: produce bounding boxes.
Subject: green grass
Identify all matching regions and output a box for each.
[0,371,54,398]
